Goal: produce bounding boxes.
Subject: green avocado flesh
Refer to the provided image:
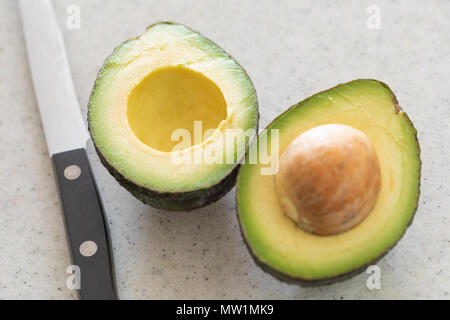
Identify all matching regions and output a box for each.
[88,22,258,211]
[236,79,420,285]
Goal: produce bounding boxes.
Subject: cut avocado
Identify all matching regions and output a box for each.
[88,22,258,211]
[236,79,420,285]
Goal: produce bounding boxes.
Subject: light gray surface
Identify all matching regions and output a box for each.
[0,0,449,299]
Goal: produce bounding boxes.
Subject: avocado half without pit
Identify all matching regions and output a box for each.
[236,79,421,285]
[88,22,258,211]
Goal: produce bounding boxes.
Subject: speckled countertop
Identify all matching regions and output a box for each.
[1,0,449,299]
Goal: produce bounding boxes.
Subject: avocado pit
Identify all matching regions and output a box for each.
[275,124,381,236]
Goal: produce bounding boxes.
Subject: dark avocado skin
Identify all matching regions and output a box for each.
[236,79,421,286]
[95,141,240,211]
[238,217,395,287]
[88,22,259,211]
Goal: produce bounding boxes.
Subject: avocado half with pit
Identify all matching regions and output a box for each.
[236,79,420,285]
[88,22,258,211]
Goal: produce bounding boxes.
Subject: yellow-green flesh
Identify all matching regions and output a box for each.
[237,79,420,281]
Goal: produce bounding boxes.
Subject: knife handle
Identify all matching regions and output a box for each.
[52,148,118,300]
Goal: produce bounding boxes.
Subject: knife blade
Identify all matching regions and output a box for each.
[19,0,118,300]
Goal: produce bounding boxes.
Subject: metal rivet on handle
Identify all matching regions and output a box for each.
[79,241,98,257]
[64,165,81,180]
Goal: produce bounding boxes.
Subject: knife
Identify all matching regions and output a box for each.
[19,0,118,300]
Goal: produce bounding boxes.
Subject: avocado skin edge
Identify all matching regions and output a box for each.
[235,79,421,286]
[94,141,239,211]
[88,22,259,212]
